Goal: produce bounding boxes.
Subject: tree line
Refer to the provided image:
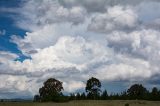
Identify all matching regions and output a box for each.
[34,77,160,102]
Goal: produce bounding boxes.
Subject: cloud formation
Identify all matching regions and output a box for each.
[0,29,6,36]
[1,0,160,98]
[88,6,138,33]
[16,0,86,31]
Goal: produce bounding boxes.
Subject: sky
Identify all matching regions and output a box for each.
[0,0,160,99]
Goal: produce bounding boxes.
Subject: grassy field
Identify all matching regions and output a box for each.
[0,100,160,106]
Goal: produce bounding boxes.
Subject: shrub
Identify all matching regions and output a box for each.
[53,96,70,103]
[125,103,129,106]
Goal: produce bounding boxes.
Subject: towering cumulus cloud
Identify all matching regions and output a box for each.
[0,0,160,98]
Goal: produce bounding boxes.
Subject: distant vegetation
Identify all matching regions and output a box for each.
[33,77,160,102]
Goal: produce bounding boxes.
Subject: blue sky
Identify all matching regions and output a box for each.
[1,0,160,99]
[0,0,28,61]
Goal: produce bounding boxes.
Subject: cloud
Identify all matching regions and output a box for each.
[0,29,6,36]
[0,7,19,14]
[88,6,138,33]
[10,35,109,72]
[59,0,160,13]
[0,51,18,62]
[144,18,160,30]
[15,0,87,31]
[95,56,151,81]
[10,25,58,56]
[59,0,107,13]
[135,1,160,30]
[107,30,160,60]
[0,74,40,99]
[136,1,160,23]
[11,22,90,56]
[63,81,85,92]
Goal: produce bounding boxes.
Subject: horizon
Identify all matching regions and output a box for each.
[0,0,160,99]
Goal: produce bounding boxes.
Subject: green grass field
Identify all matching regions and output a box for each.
[0,100,160,106]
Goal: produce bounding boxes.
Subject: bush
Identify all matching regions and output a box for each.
[53,96,70,103]
[125,103,129,106]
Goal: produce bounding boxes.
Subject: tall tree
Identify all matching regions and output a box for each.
[151,87,160,101]
[33,95,40,102]
[81,92,86,100]
[101,90,108,100]
[120,91,128,100]
[76,93,81,100]
[39,78,63,102]
[70,93,76,100]
[85,77,101,99]
[127,84,148,100]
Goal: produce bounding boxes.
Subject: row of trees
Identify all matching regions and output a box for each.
[34,77,160,102]
[70,85,160,101]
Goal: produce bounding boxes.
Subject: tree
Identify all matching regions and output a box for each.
[151,87,159,95]
[120,91,128,100]
[127,84,148,100]
[34,95,40,102]
[39,78,63,102]
[85,77,101,99]
[101,90,108,100]
[81,92,86,100]
[70,93,76,100]
[76,93,81,100]
[151,87,160,101]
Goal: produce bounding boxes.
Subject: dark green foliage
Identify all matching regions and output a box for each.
[34,77,160,101]
[101,90,108,100]
[120,91,128,100]
[102,84,160,101]
[109,93,120,100]
[53,96,70,102]
[69,92,86,100]
[127,84,149,100]
[34,78,67,102]
[125,103,129,106]
[33,95,40,102]
[70,93,76,100]
[81,92,86,100]
[85,77,101,100]
[0,99,3,102]
[39,78,63,102]
[76,93,81,100]
[150,87,160,101]
[151,87,158,96]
